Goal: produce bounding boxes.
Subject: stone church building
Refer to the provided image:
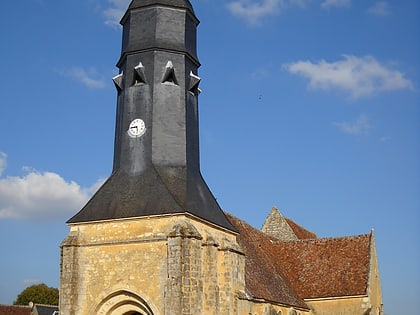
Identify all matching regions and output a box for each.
[60,0,382,314]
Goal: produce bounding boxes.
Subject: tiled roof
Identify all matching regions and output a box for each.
[0,305,31,315]
[226,213,372,305]
[226,213,309,309]
[272,234,371,299]
[284,217,317,240]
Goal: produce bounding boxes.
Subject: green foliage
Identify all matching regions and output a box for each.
[13,283,59,306]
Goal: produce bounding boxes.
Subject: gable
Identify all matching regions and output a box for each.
[261,207,317,241]
[261,207,299,241]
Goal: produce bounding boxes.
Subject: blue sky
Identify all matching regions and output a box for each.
[0,0,418,314]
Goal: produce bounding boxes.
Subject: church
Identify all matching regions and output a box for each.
[59,1,382,314]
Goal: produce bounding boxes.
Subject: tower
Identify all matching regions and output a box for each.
[60,1,242,314]
[67,0,234,231]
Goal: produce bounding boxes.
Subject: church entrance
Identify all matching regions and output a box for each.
[95,290,154,315]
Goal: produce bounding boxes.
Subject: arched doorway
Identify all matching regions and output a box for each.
[95,290,154,315]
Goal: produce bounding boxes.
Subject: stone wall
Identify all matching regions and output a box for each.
[236,299,311,315]
[367,231,383,315]
[306,296,372,315]
[60,212,380,315]
[60,214,244,315]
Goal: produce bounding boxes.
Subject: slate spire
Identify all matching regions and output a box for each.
[68,0,235,232]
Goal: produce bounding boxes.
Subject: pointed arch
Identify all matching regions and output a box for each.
[95,290,155,315]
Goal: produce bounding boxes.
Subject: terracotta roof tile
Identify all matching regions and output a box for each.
[284,217,317,240]
[272,234,371,299]
[0,305,31,315]
[226,213,309,309]
[226,212,372,305]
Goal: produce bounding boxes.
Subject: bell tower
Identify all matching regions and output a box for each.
[67,0,234,231]
[60,1,243,314]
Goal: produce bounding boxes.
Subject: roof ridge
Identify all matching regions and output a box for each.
[33,303,58,307]
[271,233,371,244]
[283,216,317,239]
[225,211,278,241]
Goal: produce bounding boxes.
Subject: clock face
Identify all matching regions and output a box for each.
[127,118,146,138]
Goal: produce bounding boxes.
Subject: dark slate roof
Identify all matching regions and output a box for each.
[226,213,372,304]
[0,305,31,315]
[128,0,194,12]
[123,0,196,23]
[68,0,233,232]
[68,171,237,232]
[35,305,58,315]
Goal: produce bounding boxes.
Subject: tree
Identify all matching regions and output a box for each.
[14,283,59,306]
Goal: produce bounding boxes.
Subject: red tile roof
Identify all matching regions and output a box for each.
[284,217,317,240]
[0,305,31,315]
[270,234,371,299]
[226,213,309,309]
[226,213,372,305]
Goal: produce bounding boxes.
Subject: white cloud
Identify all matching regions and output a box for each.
[227,0,310,25]
[367,1,391,16]
[293,0,312,6]
[0,152,7,176]
[227,0,281,25]
[283,55,413,99]
[332,114,373,135]
[103,0,130,27]
[321,0,351,9]
[60,67,107,89]
[0,168,104,221]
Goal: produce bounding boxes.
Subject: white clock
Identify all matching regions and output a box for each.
[127,118,146,138]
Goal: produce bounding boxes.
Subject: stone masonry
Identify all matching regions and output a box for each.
[261,207,298,241]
